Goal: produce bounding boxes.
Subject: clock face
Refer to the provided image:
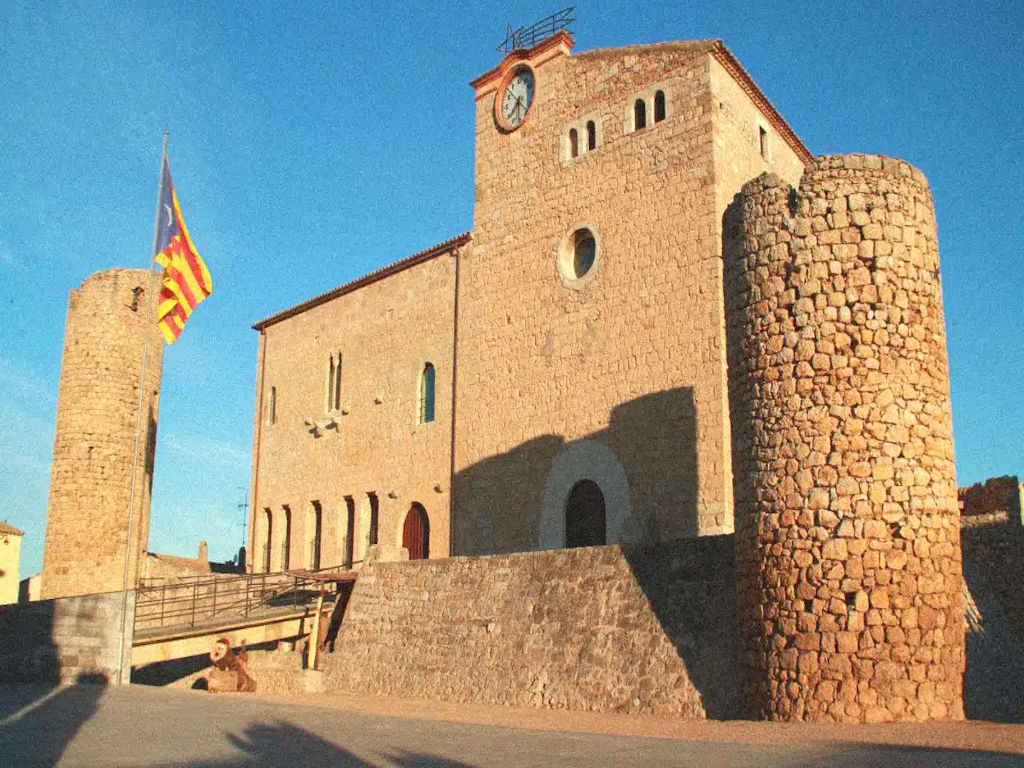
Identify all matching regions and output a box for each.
[499,68,535,130]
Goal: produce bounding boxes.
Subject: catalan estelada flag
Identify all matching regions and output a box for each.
[154,156,212,344]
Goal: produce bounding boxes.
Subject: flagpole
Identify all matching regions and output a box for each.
[116,131,168,685]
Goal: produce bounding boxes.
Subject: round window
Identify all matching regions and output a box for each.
[557,225,601,289]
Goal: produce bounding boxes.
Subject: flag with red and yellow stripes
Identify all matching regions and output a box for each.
[154,156,212,344]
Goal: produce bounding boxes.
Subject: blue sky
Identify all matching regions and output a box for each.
[1,1,1021,578]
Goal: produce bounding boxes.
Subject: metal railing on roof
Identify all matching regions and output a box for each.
[497,7,574,54]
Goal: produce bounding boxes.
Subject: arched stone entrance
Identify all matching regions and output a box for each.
[565,479,606,548]
[539,439,629,549]
[402,503,430,560]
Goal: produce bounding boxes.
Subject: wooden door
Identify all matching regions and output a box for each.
[402,504,430,560]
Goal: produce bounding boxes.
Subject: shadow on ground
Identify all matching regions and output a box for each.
[0,674,108,768]
[144,719,478,767]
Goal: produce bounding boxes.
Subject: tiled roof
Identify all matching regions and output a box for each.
[0,521,24,536]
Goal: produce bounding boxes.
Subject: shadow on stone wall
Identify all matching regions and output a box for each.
[620,536,740,719]
[962,520,1024,723]
[132,638,282,688]
[451,387,699,554]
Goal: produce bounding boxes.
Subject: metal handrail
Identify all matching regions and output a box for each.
[134,564,346,632]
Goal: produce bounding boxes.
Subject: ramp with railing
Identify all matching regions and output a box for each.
[131,567,354,666]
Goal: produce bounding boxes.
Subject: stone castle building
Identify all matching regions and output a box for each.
[243,32,963,722]
[41,269,164,599]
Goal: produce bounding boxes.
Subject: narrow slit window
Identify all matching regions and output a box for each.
[569,128,578,158]
[654,90,665,122]
[634,99,646,131]
[326,353,342,411]
[419,363,435,424]
[586,120,596,151]
[759,126,769,159]
[268,387,277,426]
[333,352,342,410]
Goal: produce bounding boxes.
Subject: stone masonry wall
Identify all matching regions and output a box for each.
[0,590,134,684]
[42,269,164,599]
[250,244,459,573]
[324,538,740,718]
[724,155,964,722]
[455,41,808,555]
[959,475,1023,525]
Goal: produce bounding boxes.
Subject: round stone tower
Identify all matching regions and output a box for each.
[724,155,964,722]
[42,268,164,599]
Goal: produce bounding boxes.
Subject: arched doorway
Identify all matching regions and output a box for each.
[402,503,430,560]
[565,479,606,548]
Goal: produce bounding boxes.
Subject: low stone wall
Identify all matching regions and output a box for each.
[0,590,134,684]
[134,645,308,695]
[324,538,739,718]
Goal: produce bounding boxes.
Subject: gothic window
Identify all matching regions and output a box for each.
[634,99,646,131]
[419,363,435,424]
[654,90,666,123]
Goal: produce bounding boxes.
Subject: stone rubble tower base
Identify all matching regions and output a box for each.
[724,154,965,722]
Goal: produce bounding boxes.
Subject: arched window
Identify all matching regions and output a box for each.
[281,506,291,570]
[263,508,273,572]
[402,503,430,560]
[654,90,665,123]
[419,363,435,424]
[586,120,596,151]
[367,492,379,548]
[308,501,322,570]
[634,99,646,131]
[569,128,579,158]
[343,496,355,569]
[565,479,606,548]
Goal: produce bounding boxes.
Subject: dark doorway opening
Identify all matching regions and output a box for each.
[565,479,606,548]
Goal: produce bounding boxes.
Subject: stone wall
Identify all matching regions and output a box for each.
[724,155,964,722]
[959,475,1023,525]
[42,269,164,599]
[453,40,809,555]
[0,590,134,684]
[324,538,739,718]
[249,238,462,573]
[961,503,1024,722]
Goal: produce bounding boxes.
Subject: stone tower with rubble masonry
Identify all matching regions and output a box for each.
[724,156,963,721]
[42,268,164,599]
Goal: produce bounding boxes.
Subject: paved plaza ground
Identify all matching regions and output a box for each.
[0,683,1022,767]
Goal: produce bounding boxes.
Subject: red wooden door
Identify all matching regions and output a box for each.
[402,504,430,560]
